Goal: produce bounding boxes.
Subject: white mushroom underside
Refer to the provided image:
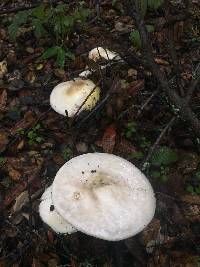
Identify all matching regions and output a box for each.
[52,153,156,241]
[39,186,77,234]
[50,78,100,117]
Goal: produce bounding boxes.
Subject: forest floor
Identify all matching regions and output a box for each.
[0,0,200,266]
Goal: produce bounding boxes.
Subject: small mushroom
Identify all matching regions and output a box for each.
[88,47,122,62]
[50,78,100,117]
[52,153,156,241]
[79,47,123,78]
[39,186,77,234]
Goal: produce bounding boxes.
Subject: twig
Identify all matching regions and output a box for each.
[166,1,184,97]
[186,63,200,103]
[25,175,33,228]
[72,79,102,120]
[137,90,159,117]
[0,4,38,15]
[141,116,176,171]
[131,0,200,137]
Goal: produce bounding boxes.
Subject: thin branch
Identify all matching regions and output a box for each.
[186,63,200,103]
[131,0,200,137]
[141,116,176,171]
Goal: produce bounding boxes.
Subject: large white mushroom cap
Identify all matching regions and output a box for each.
[50,78,100,117]
[39,186,77,234]
[52,153,156,241]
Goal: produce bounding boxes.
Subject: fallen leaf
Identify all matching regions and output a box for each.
[126,79,144,94]
[0,130,9,152]
[154,58,169,65]
[0,90,7,112]
[116,139,138,156]
[0,60,7,78]
[12,190,29,213]
[128,68,138,78]
[4,167,41,207]
[101,123,117,153]
[9,168,21,181]
[10,111,36,135]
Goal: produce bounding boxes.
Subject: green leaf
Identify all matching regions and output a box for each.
[55,4,68,14]
[14,10,30,25]
[195,170,200,180]
[0,157,6,166]
[32,19,47,39]
[130,30,142,49]
[32,4,46,20]
[151,146,178,166]
[130,151,144,159]
[65,51,75,60]
[138,0,148,18]
[36,137,43,143]
[63,16,74,28]
[41,46,59,59]
[112,0,118,6]
[148,0,163,10]
[146,24,155,33]
[8,23,18,42]
[130,25,154,49]
[186,185,194,194]
[125,131,133,139]
[151,171,161,178]
[56,47,66,68]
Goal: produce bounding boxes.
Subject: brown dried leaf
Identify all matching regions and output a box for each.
[154,58,169,65]
[100,123,117,153]
[13,190,29,213]
[9,168,21,181]
[0,60,7,78]
[126,79,144,95]
[0,90,7,112]
[0,130,9,153]
[116,139,138,156]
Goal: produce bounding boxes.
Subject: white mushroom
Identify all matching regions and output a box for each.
[88,47,122,62]
[39,186,77,234]
[50,78,100,117]
[79,47,123,78]
[52,153,156,241]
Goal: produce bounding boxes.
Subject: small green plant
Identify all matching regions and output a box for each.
[151,166,170,182]
[0,176,12,188]
[150,146,178,166]
[138,0,164,18]
[8,3,89,68]
[150,146,178,182]
[130,24,155,49]
[62,147,73,161]
[27,124,44,145]
[186,170,200,195]
[125,122,137,139]
[0,157,6,166]
[130,151,144,159]
[140,136,151,148]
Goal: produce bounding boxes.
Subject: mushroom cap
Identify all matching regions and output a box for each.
[39,186,77,234]
[89,47,122,62]
[52,153,156,241]
[50,78,100,117]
